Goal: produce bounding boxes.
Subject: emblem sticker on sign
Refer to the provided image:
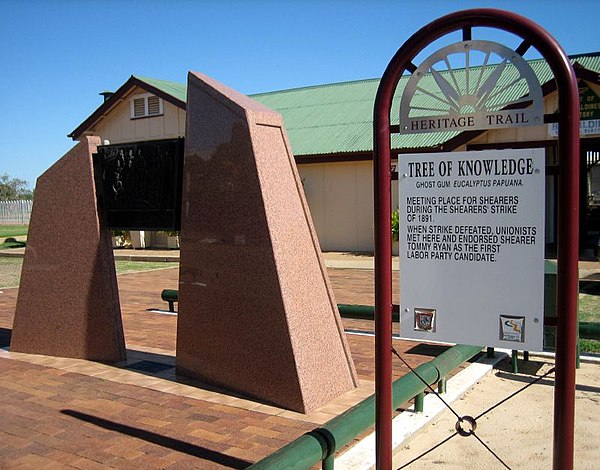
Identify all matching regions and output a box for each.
[414,308,436,332]
[499,315,525,343]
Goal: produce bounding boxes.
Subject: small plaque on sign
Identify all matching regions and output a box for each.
[499,315,525,343]
[414,308,436,332]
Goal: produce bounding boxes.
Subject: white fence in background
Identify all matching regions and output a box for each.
[0,200,33,224]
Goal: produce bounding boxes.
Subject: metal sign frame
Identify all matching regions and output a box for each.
[373,8,579,470]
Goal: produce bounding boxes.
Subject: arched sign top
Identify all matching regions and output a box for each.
[374,8,579,131]
[399,40,544,133]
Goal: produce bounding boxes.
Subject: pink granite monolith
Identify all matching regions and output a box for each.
[177,72,358,413]
[10,136,126,362]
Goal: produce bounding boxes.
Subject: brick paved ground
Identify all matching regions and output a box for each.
[0,266,466,469]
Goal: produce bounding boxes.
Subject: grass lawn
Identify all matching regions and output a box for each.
[578,293,600,323]
[578,293,600,353]
[115,260,178,274]
[0,225,28,238]
[580,339,600,354]
[0,258,23,288]
[0,258,176,288]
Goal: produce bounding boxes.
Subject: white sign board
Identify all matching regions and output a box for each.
[398,149,545,350]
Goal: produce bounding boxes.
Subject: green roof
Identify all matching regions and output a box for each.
[252,79,381,156]
[130,53,600,156]
[133,75,187,103]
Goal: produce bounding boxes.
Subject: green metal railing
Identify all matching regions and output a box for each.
[337,303,399,322]
[579,321,600,340]
[249,343,483,469]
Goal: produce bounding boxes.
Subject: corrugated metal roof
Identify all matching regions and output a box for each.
[252,79,380,155]
[133,75,187,103]
[131,53,600,156]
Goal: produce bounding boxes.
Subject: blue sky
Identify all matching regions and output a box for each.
[1,0,598,188]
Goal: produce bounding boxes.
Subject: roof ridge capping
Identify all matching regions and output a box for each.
[569,51,600,59]
[249,78,382,97]
[132,74,182,84]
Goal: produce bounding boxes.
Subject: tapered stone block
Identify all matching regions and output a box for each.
[177,72,358,413]
[11,136,126,362]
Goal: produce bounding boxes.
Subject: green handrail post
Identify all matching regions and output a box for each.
[437,377,447,394]
[160,289,178,312]
[414,392,425,413]
[512,350,519,373]
[322,454,334,470]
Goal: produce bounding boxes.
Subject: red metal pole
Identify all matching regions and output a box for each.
[373,76,394,470]
[373,8,579,469]
[552,53,580,470]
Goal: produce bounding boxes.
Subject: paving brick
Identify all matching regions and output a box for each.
[0,265,465,468]
[69,457,111,470]
[46,449,89,466]
[187,428,229,443]
[184,412,220,424]
[9,453,65,470]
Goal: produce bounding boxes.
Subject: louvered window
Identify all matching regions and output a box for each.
[133,97,146,117]
[147,96,161,115]
[130,93,163,119]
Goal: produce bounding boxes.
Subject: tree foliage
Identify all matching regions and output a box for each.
[0,173,33,200]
